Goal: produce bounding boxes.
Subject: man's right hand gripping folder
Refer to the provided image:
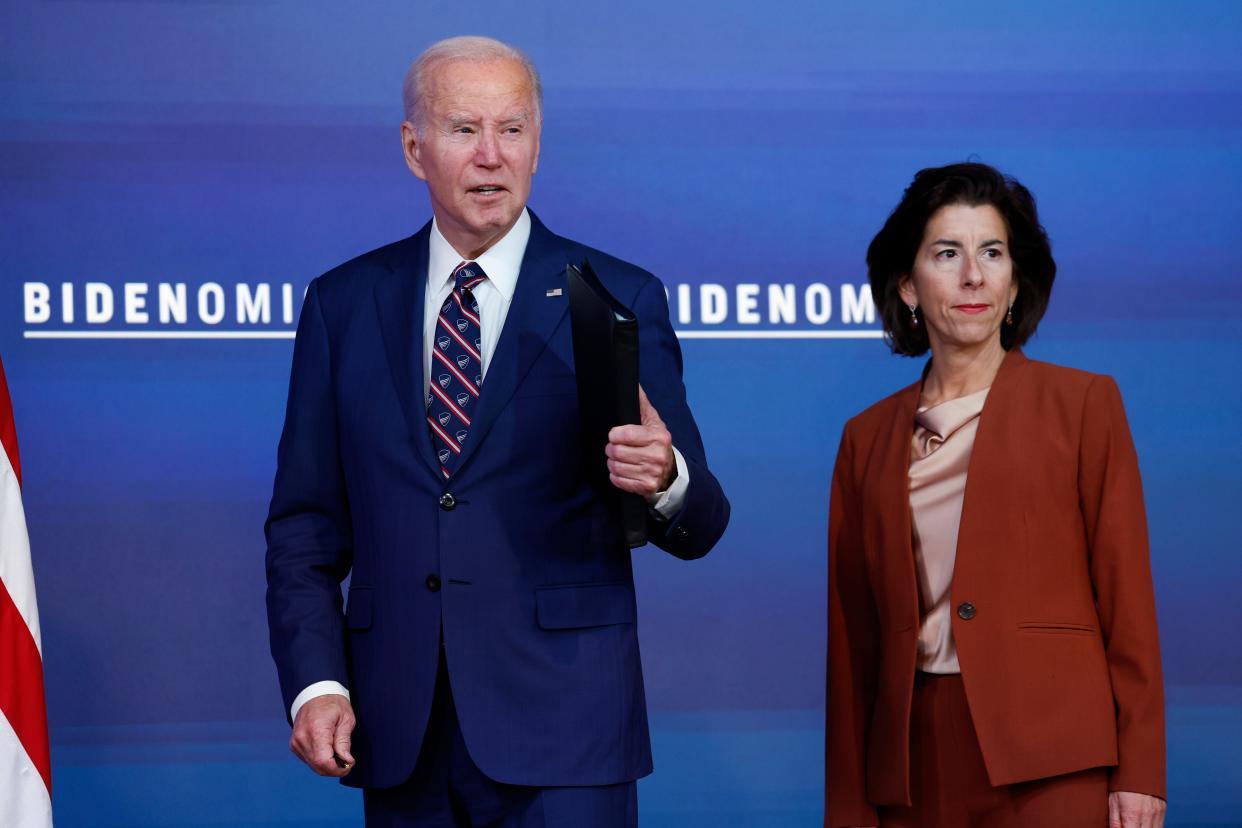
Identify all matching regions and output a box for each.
[566,260,648,548]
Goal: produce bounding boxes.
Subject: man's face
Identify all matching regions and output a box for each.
[402,57,540,260]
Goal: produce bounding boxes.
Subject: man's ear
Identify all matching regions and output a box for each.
[401,122,427,181]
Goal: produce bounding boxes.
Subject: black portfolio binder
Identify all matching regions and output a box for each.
[566,260,648,548]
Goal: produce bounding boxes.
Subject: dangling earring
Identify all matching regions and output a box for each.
[1005,301,1014,326]
[908,303,919,328]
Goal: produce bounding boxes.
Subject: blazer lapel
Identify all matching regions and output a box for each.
[876,375,924,631]
[451,213,571,477]
[373,223,444,482]
[955,348,1029,578]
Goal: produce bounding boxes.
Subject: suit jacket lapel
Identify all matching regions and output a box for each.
[373,223,444,482]
[878,375,923,630]
[955,348,1029,579]
[451,213,571,477]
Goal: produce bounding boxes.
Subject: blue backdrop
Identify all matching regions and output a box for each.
[2,1,1240,825]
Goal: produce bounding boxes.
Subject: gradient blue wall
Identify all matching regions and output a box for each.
[2,1,1240,824]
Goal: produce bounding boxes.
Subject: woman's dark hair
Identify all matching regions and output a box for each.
[866,162,1056,356]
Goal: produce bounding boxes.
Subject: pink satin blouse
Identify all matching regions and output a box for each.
[908,386,990,674]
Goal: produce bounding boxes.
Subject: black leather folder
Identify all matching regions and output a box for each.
[566,259,647,548]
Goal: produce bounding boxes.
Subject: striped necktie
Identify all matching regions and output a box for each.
[426,261,486,479]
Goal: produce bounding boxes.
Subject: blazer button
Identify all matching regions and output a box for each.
[425,574,441,592]
[439,493,456,511]
[957,601,977,621]
[672,525,689,540]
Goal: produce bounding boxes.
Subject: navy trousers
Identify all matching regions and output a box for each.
[363,651,639,828]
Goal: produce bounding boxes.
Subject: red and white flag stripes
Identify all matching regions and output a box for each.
[0,356,53,827]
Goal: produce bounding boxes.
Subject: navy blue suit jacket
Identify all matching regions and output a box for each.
[265,213,730,789]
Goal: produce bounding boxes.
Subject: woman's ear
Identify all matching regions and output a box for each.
[898,274,916,308]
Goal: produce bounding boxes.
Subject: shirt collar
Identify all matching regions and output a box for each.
[427,209,530,302]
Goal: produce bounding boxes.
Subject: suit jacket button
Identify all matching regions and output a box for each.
[957,601,977,620]
[673,525,689,540]
[439,493,456,511]
[425,574,441,592]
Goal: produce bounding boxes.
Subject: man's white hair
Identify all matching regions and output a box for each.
[402,36,543,133]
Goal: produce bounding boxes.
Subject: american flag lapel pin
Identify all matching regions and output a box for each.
[546,288,563,297]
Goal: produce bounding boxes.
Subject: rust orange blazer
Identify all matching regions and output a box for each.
[825,349,1165,827]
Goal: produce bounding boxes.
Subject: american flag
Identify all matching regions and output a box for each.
[0,355,52,827]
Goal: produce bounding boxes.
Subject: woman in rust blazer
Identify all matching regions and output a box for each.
[825,163,1166,828]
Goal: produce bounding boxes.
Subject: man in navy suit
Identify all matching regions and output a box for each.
[265,36,729,827]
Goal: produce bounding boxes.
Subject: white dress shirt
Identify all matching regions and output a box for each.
[423,209,529,385]
[291,210,689,720]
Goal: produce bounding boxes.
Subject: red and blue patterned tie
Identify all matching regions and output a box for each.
[426,261,486,479]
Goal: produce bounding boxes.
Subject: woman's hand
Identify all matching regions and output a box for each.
[1109,791,1165,827]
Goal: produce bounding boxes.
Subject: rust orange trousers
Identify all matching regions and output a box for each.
[878,673,1109,828]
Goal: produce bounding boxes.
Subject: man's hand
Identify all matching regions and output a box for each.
[606,385,676,498]
[290,694,356,777]
[1109,791,1166,828]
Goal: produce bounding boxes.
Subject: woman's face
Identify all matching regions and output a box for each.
[899,203,1018,356]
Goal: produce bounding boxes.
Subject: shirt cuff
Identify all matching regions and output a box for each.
[647,445,689,519]
[291,680,350,722]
